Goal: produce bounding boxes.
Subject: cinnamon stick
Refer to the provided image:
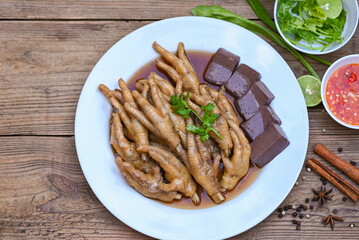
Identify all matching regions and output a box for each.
[308,158,359,202]
[314,143,359,185]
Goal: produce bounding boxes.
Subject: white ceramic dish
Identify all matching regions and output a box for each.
[321,54,359,129]
[274,0,358,55]
[75,16,309,240]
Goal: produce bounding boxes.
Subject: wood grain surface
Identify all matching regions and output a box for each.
[1,0,359,239]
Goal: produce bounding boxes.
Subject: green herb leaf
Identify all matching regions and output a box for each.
[170,93,192,119]
[276,0,346,52]
[170,93,223,141]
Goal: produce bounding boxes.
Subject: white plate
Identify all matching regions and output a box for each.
[75,16,309,240]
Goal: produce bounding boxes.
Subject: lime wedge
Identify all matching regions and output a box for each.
[317,0,343,19]
[297,75,322,107]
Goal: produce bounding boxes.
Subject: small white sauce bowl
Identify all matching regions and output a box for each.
[274,0,358,55]
[321,54,359,129]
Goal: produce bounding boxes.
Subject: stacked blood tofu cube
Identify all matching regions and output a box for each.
[205,48,289,168]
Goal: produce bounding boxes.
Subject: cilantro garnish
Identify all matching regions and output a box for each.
[170,93,223,141]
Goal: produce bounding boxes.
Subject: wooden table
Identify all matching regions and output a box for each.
[1,1,358,239]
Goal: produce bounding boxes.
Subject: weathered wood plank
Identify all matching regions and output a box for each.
[0,20,358,136]
[0,136,358,239]
[0,0,275,20]
[0,20,149,135]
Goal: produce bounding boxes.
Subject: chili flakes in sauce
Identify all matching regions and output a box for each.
[326,64,359,125]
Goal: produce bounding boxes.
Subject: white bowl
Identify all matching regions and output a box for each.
[274,0,358,55]
[321,54,359,129]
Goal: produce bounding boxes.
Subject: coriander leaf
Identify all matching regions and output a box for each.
[173,108,192,118]
[201,103,215,119]
[170,93,197,119]
[201,134,210,142]
[171,93,224,142]
[186,124,204,134]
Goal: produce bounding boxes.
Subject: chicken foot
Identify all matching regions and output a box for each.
[153,41,200,94]
[124,89,181,151]
[186,118,225,204]
[115,156,181,203]
[189,92,233,157]
[111,114,157,172]
[137,144,199,204]
[118,79,150,161]
[220,128,251,191]
[148,76,187,148]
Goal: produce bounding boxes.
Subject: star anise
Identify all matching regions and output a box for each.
[312,186,333,205]
[322,214,344,230]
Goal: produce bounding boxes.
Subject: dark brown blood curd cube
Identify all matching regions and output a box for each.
[204,48,240,85]
[241,105,281,142]
[225,64,261,98]
[234,81,274,120]
[250,123,289,168]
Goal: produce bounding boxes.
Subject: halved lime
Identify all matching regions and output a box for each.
[297,75,322,107]
[317,0,343,19]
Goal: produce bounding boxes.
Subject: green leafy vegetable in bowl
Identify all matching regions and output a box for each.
[277,0,347,52]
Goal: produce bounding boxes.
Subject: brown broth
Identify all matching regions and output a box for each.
[126,51,261,209]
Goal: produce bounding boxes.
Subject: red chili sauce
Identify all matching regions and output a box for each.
[326,64,359,126]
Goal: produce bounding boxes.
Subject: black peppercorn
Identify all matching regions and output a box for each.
[350,161,357,166]
[309,205,314,210]
[292,220,297,224]
[296,207,302,212]
[297,221,301,225]
[284,206,289,211]
[288,205,293,209]
[305,198,310,203]
[299,204,305,209]
[292,212,298,217]
[322,180,328,185]
[338,147,343,153]
[320,177,325,181]
[333,209,338,214]
[299,213,304,219]
[278,213,284,218]
[343,196,348,201]
[302,206,308,211]
[277,207,283,213]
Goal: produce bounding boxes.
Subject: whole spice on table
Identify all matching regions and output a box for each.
[322,215,344,230]
[307,158,359,202]
[314,143,359,185]
[312,186,333,205]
